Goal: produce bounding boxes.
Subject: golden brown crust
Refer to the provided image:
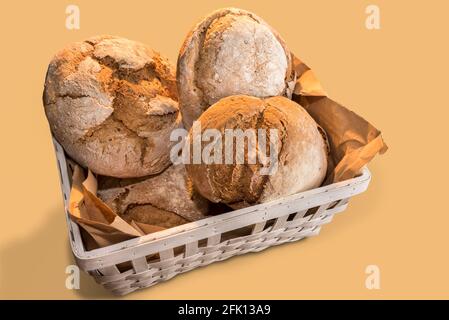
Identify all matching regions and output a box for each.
[44,35,181,177]
[186,95,328,207]
[97,164,210,222]
[122,205,189,229]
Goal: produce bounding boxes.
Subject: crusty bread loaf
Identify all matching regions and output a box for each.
[97,164,209,226]
[177,8,294,129]
[120,205,189,229]
[44,35,182,177]
[186,95,328,208]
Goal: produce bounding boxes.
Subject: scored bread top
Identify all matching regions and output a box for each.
[186,95,328,208]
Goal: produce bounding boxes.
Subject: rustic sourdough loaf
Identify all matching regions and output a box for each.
[44,35,181,177]
[177,8,294,129]
[186,95,328,208]
[97,164,209,227]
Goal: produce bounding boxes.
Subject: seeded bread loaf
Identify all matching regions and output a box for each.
[44,35,181,177]
[177,8,294,129]
[186,95,328,208]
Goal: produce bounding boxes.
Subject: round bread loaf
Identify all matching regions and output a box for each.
[97,164,209,227]
[185,95,328,208]
[177,8,294,129]
[43,35,181,177]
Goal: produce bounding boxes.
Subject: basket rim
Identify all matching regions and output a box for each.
[66,164,371,261]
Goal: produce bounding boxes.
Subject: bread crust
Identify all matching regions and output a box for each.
[121,205,189,229]
[97,164,209,223]
[177,8,294,129]
[44,35,181,177]
[186,95,328,208]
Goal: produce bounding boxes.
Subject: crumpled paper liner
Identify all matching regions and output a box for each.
[68,165,165,250]
[291,55,387,183]
[67,53,387,250]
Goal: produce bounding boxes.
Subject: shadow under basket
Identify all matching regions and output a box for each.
[53,137,371,296]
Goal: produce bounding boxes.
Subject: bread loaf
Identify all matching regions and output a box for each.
[44,35,181,177]
[97,164,209,226]
[185,95,328,208]
[120,205,189,229]
[177,8,294,129]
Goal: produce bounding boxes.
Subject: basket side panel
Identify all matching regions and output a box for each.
[78,177,366,272]
[52,138,87,257]
[92,199,349,295]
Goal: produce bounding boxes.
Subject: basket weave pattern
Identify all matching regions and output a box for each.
[92,201,345,295]
[53,138,370,296]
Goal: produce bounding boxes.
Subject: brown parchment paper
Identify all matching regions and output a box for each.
[291,55,387,183]
[67,53,387,250]
[68,165,166,249]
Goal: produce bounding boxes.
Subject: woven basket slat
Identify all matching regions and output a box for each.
[160,249,175,261]
[185,241,199,256]
[131,256,149,273]
[98,265,121,276]
[272,214,289,230]
[207,234,221,246]
[251,221,266,234]
[292,209,308,220]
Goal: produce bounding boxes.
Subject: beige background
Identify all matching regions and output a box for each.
[0,0,448,299]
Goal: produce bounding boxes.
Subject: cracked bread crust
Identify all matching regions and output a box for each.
[97,164,209,223]
[43,35,181,177]
[177,7,294,129]
[121,205,189,229]
[185,95,328,208]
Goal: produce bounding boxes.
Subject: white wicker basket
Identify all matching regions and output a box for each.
[53,137,371,296]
